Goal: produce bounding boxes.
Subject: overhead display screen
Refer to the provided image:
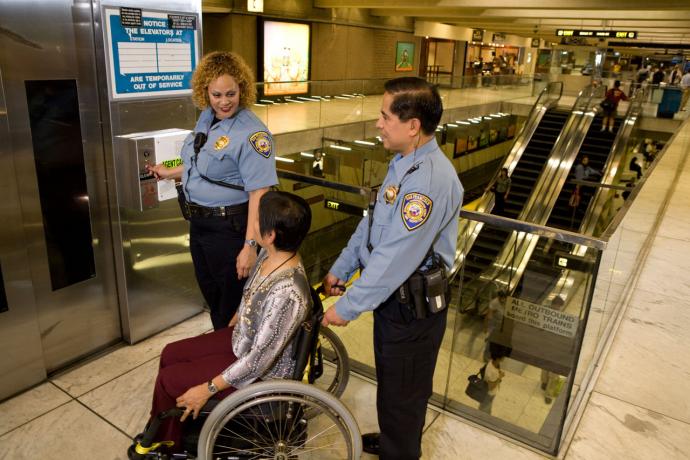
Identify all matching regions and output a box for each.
[263,20,310,96]
[556,29,637,39]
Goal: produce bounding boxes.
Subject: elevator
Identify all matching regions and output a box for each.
[0,0,203,400]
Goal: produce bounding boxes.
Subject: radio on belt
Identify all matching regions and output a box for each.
[116,128,191,211]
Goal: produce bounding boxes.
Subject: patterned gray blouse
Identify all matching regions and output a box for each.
[221,249,312,389]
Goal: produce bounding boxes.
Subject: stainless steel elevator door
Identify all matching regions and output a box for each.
[0,0,120,371]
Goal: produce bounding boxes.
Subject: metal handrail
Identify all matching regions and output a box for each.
[450,82,563,278]
[449,82,563,280]
[459,83,605,307]
[276,169,370,196]
[460,210,606,250]
[523,83,605,225]
[579,86,645,238]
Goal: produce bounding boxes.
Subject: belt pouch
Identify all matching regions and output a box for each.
[408,272,428,319]
[396,282,411,305]
[175,183,190,220]
[424,266,448,314]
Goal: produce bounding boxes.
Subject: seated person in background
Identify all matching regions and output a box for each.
[574,155,601,182]
[139,191,313,454]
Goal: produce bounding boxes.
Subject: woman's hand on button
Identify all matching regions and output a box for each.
[147,163,167,180]
[236,244,257,279]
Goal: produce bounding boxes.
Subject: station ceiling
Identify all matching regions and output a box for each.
[315,0,690,45]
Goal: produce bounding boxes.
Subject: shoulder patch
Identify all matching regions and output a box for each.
[401,192,433,231]
[248,131,272,158]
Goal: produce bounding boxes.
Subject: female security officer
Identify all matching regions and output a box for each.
[149,51,277,330]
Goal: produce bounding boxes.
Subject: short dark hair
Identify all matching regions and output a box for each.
[383,77,443,135]
[614,80,621,88]
[489,342,512,360]
[259,191,312,252]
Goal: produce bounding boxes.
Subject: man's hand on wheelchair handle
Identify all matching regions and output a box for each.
[322,273,346,297]
[176,384,212,422]
[322,306,349,327]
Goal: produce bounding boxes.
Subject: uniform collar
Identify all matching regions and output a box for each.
[391,137,438,181]
[195,107,245,132]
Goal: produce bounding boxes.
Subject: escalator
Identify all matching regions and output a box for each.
[502,110,570,219]
[546,115,623,231]
[462,110,570,284]
[517,106,632,303]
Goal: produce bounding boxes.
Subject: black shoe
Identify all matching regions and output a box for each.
[362,432,381,455]
[540,383,547,391]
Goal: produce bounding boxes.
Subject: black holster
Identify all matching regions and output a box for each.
[176,183,191,220]
[396,254,449,319]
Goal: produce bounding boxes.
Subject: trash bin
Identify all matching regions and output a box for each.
[658,87,683,118]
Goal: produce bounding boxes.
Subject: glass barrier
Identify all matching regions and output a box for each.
[441,211,604,454]
[251,76,543,135]
[284,163,608,454]
[276,112,676,453]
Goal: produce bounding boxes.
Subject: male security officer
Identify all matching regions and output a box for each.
[322,77,463,459]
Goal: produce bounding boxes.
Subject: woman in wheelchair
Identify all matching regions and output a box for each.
[135,191,312,456]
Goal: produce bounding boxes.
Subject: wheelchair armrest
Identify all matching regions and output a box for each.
[200,398,221,415]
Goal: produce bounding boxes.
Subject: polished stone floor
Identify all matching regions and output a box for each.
[3,89,690,460]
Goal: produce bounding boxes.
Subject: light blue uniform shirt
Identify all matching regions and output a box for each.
[181,107,278,207]
[330,138,463,321]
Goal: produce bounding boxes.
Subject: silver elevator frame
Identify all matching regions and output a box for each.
[96,0,203,345]
[0,0,203,400]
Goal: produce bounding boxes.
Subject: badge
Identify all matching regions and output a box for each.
[401,192,433,231]
[249,131,272,158]
[383,185,398,204]
[214,135,229,150]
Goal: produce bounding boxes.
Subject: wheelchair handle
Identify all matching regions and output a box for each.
[316,284,346,295]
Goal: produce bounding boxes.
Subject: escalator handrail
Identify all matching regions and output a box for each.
[578,86,645,238]
[477,81,564,214]
[460,84,604,306]
[449,82,564,281]
[522,83,606,226]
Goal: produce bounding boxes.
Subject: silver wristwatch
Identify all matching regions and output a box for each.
[245,239,257,248]
[207,380,219,394]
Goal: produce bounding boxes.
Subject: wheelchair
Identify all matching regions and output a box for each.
[128,287,361,460]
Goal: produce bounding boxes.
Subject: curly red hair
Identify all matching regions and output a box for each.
[191,51,257,109]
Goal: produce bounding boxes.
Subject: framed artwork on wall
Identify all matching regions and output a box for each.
[395,42,414,72]
[261,20,311,96]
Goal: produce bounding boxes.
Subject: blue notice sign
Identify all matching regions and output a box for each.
[104,8,199,100]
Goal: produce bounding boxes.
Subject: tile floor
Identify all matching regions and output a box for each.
[2,88,690,460]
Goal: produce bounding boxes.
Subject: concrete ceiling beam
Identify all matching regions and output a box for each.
[316,0,690,9]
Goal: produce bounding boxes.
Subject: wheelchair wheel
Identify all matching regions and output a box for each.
[314,327,349,398]
[197,380,361,460]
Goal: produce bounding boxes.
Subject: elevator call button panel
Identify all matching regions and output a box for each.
[117,128,191,211]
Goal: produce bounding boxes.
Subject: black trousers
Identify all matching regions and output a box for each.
[494,191,505,215]
[189,213,247,330]
[373,295,448,460]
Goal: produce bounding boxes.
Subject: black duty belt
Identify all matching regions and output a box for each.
[185,201,248,218]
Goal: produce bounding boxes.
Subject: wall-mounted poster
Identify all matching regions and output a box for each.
[263,20,310,95]
[453,137,468,158]
[396,42,415,72]
[103,7,200,100]
[467,134,478,152]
